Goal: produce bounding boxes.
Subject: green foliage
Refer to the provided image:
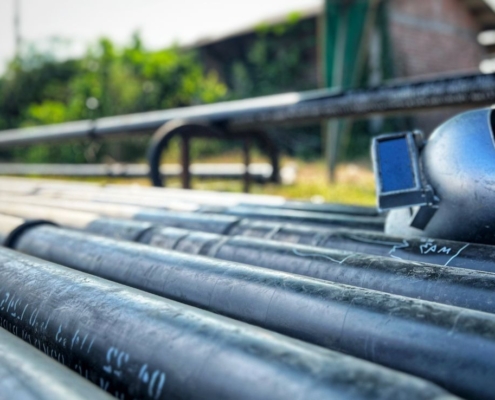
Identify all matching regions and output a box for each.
[0,14,324,164]
[227,15,321,161]
[231,16,316,99]
[0,34,227,163]
[26,101,69,124]
[0,12,400,167]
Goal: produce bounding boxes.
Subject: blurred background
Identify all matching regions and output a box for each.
[0,0,494,204]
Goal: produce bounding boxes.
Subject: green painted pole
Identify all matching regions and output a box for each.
[322,0,380,181]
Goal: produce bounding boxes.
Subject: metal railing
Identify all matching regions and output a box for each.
[1,71,494,189]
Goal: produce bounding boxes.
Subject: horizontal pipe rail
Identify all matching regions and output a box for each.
[0,328,113,400]
[0,72,494,146]
[5,220,495,399]
[0,247,444,400]
[0,163,292,183]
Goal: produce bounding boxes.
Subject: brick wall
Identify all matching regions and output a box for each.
[388,0,486,132]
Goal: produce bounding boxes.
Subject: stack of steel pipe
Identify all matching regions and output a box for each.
[1,178,495,399]
[0,327,114,400]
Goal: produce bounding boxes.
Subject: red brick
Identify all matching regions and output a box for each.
[388,0,486,131]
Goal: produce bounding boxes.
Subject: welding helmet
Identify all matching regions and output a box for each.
[373,107,495,244]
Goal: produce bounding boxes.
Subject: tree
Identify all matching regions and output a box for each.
[0,35,227,163]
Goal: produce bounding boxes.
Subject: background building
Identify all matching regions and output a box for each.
[194,0,491,138]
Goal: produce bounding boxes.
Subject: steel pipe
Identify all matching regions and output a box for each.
[0,72,494,146]
[229,221,495,273]
[0,328,114,400]
[4,213,493,315]
[0,176,379,216]
[0,214,33,245]
[199,205,384,229]
[146,123,280,188]
[78,216,495,314]
[252,200,378,216]
[102,183,378,215]
[3,196,495,275]
[132,226,495,314]
[7,221,495,399]
[0,162,286,183]
[0,195,384,236]
[0,202,237,234]
[0,247,454,400]
[0,177,285,208]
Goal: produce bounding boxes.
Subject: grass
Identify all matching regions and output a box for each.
[181,158,375,206]
[259,161,376,206]
[164,151,377,206]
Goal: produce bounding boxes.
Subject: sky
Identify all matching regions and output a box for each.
[0,0,322,72]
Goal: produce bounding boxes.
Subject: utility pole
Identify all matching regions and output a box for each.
[14,0,21,58]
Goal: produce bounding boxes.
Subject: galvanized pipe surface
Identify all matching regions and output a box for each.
[0,201,238,234]
[0,199,384,234]
[246,200,379,216]
[0,203,100,230]
[0,176,285,208]
[0,192,199,215]
[0,193,375,224]
[0,177,282,208]
[0,185,201,212]
[104,183,378,215]
[0,162,281,182]
[10,223,495,399]
[0,327,114,400]
[0,248,455,400]
[0,176,380,216]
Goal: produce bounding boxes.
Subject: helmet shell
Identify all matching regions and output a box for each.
[386,108,495,244]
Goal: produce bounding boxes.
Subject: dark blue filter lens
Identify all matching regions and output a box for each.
[377,137,416,193]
